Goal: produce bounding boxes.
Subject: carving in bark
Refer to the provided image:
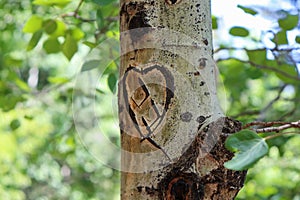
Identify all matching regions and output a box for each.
[119,0,247,199]
[122,64,174,160]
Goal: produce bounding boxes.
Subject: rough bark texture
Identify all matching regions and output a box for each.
[119,0,247,199]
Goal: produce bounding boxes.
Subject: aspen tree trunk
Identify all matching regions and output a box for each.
[119,0,247,199]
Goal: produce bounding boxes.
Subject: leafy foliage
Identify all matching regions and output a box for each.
[278,13,299,30]
[22,0,118,61]
[229,26,250,37]
[215,1,300,199]
[0,0,119,199]
[237,5,258,16]
[225,130,269,170]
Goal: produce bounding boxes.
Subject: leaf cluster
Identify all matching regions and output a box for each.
[0,0,120,199]
[212,3,300,199]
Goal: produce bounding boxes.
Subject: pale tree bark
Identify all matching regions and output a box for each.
[118,0,246,199]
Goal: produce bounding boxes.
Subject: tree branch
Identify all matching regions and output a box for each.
[214,46,300,55]
[74,0,84,14]
[243,121,287,129]
[217,57,299,81]
[232,84,287,119]
[278,107,297,121]
[264,131,300,140]
[245,60,300,81]
[261,84,286,112]
[243,120,300,133]
[61,0,95,23]
[256,84,287,121]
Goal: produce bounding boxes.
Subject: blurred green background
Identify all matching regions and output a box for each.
[0,0,299,199]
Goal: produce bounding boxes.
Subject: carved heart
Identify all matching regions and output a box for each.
[123,64,174,139]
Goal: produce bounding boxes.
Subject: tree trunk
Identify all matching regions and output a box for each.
[119,0,246,199]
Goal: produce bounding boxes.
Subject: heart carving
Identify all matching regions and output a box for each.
[123,64,174,140]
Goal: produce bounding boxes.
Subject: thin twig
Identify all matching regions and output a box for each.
[74,0,84,15]
[278,108,297,121]
[261,84,286,113]
[214,46,300,55]
[106,16,119,22]
[61,0,95,22]
[243,121,288,129]
[61,12,95,22]
[256,84,287,121]
[244,120,300,133]
[264,132,286,140]
[216,57,300,81]
[244,60,300,81]
[264,131,300,140]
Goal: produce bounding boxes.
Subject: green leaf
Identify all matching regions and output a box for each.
[92,0,115,6]
[0,94,25,111]
[107,73,117,93]
[245,67,263,79]
[96,88,105,94]
[70,28,84,41]
[81,60,100,72]
[212,16,218,29]
[51,20,66,37]
[295,35,300,44]
[83,41,97,48]
[274,64,298,85]
[33,0,71,7]
[247,49,267,65]
[272,30,288,45]
[48,77,70,84]
[278,14,299,30]
[96,9,105,30]
[218,59,248,100]
[237,5,258,15]
[43,38,61,53]
[15,78,30,92]
[10,119,21,131]
[224,130,269,171]
[229,26,249,37]
[24,115,34,120]
[103,60,118,75]
[43,19,57,34]
[4,55,23,67]
[265,134,293,156]
[27,30,43,51]
[100,3,119,17]
[62,34,78,60]
[23,15,43,33]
